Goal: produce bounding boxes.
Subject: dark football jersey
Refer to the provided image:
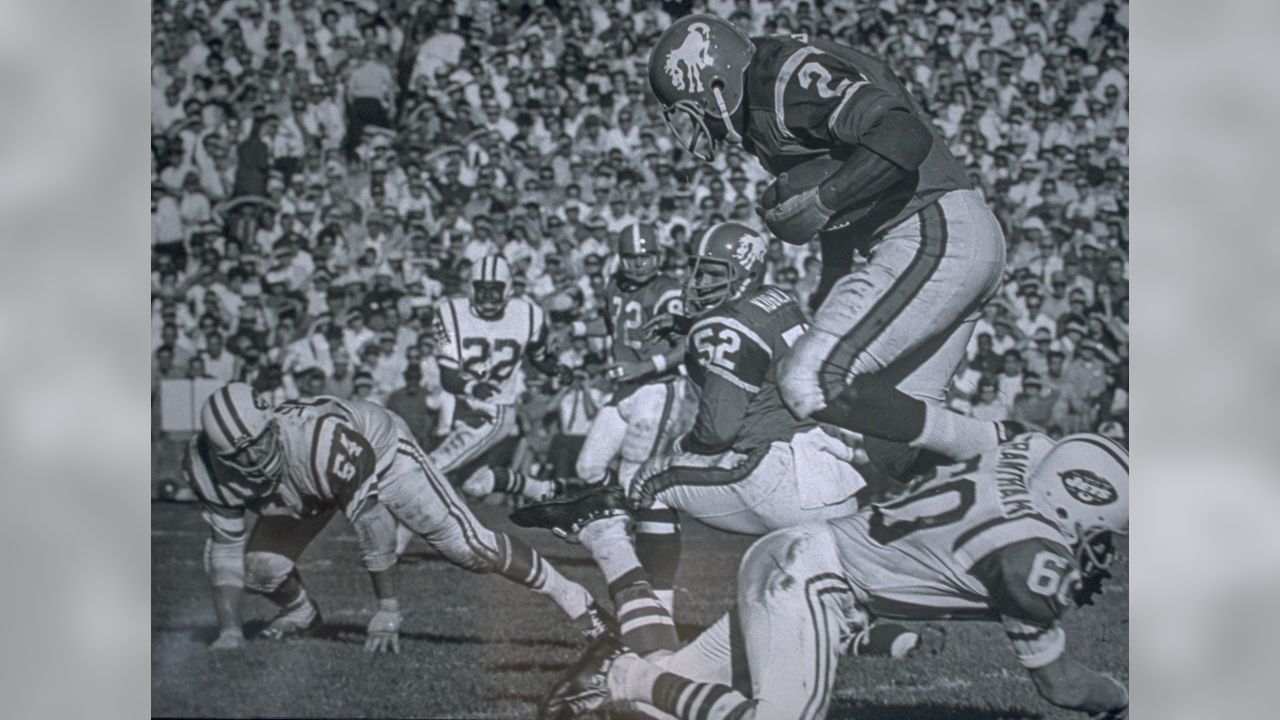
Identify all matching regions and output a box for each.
[741,36,972,237]
[604,273,686,367]
[684,285,815,453]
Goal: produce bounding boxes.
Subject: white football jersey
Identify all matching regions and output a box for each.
[432,296,548,406]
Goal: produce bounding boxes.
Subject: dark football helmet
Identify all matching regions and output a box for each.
[685,222,768,316]
[616,223,661,284]
[647,14,755,162]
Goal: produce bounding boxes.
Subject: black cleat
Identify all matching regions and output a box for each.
[259,598,323,640]
[539,634,627,720]
[996,420,1030,443]
[510,486,630,541]
[574,601,620,642]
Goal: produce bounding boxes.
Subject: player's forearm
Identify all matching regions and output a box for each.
[1029,656,1128,714]
[439,363,468,395]
[818,110,932,211]
[570,318,609,338]
[368,566,399,603]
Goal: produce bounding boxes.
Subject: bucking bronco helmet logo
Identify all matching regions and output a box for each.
[665,22,714,92]
[648,15,755,162]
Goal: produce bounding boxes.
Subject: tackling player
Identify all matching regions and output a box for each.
[564,223,695,613]
[542,433,1130,720]
[430,254,565,502]
[188,382,605,652]
[649,16,1016,476]
[514,223,922,660]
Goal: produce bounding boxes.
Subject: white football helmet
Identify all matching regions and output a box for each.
[1028,433,1129,572]
[470,254,512,319]
[200,382,283,487]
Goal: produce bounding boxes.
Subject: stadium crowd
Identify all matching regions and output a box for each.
[151,0,1130,478]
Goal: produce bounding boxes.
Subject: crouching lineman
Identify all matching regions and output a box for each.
[514,223,924,659]
[541,432,1130,720]
[188,382,605,652]
[560,223,696,612]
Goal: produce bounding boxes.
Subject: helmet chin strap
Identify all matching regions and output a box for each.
[712,86,743,145]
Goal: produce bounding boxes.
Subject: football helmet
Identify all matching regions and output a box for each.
[470,254,512,319]
[200,382,283,488]
[616,223,661,284]
[685,222,768,316]
[1028,433,1129,575]
[648,14,755,162]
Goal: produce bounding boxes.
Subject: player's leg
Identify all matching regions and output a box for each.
[778,191,1009,462]
[618,382,686,614]
[382,436,602,630]
[608,524,856,720]
[637,447,785,536]
[575,401,628,485]
[244,512,334,638]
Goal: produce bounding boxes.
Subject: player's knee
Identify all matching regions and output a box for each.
[244,551,295,594]
[434,533,501,574]
[620,414,661,464]
[575,449,610,485]
[738,526,839,606]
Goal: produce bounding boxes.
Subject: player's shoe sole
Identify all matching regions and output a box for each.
[259,601,323,640]
[510,485,630,539]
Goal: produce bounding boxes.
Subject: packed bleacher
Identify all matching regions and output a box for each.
[151,0,1129,485]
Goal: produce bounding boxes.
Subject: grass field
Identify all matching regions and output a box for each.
[152,501,1128,719]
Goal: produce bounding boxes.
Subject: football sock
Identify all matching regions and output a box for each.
[610,655,754,720]
[911,402,999,460]
[263,568,308,608]
[493,531,591,620]
[635,508,681,615]
[489,467,560,501]
[579,516,679,653]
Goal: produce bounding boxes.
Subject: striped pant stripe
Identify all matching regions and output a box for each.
[800,573,854,720]
[432,404,514,474]
[819,202,950,396]
[397,439,498,560]
[638,447,770,501]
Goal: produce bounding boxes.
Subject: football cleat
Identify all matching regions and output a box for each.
[510,486,631,541]
[574,601,620,642]
[846,622,947,659]
[259,597,322,640]
[538,634,627,720]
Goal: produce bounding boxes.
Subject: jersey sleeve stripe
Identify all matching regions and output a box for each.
[219,386,252,438]
[705,364,762,394]
[826,80,872,136]
[205,391,238,449]
[774,46,822,140]
[954,515,1063,570]
[446,299,464,361]
[691,316,774,358]
[309,412,345,500]
[656,287,683,310]
[527,301,536,345]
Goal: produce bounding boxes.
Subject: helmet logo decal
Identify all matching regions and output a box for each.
[665,22,713,93]
[252,393,270,410]
[734,233,766,270]
[1060,470,1117,506]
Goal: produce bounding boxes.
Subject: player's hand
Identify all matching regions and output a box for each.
[758,184,834,245]
[607,361,653,385]
[364,607,402,655]
[470,381,500,401]
[640,313,693,343]
[211,628,245,650]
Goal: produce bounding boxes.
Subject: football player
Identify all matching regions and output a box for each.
[542,433,1130,720]
[431,254,565,502]
[188,382,605,652]
[514,223,920,659]
[649,16,1016,477]
[565,223,695,612]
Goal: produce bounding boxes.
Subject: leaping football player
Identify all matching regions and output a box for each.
[541,433,1130,720]
[514,223,930,662]
[187,383,607,653]
[648,15,1018,476]
[563,222,695,613]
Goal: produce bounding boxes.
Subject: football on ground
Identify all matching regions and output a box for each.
[152,502,1128,718]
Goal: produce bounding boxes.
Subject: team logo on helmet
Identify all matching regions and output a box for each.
[252,393,270,410]
[734,233,767,270]
[664,22,713,93]
[1059,469,1117,506]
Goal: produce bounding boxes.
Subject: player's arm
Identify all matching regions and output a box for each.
[761,53,933,244]
[349,500,402,654]
[524,303,564,378]
[973,539,1129,717]
[430,303,496,399]
[679,318,770,454]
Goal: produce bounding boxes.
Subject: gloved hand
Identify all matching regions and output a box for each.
[365,600,402,654]
[758,181,835,245]
[470,380,500,401]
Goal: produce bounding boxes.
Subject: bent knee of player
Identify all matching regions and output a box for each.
[244,551,295,594]
[575,444,612,484]
[739,526,839,606]
[432,527,502,574]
